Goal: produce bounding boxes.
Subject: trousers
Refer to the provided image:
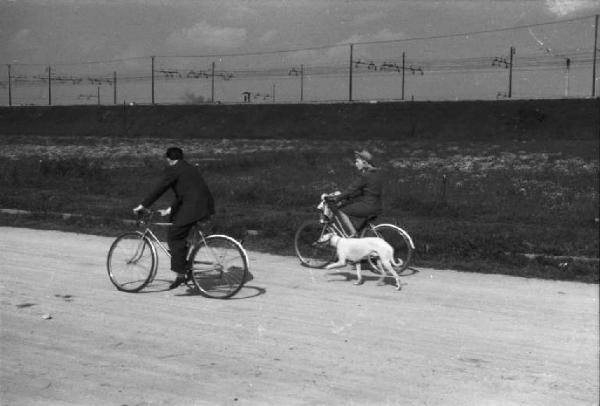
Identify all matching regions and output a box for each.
[167,222,196,274]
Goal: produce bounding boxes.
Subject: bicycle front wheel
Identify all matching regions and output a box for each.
[361,224,414,273]
[294,220,337,268]
[189,235,248,299]
[107,232,157,292]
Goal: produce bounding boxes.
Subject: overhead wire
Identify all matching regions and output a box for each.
[4,14,597,66]
[2,14,597,102]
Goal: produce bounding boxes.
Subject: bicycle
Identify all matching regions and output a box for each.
[294,193,415,272]
[107,209,249,299]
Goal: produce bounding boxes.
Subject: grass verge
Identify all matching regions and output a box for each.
[0,137,598,283]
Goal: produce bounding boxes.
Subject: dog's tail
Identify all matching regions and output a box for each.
[390,257,404,269]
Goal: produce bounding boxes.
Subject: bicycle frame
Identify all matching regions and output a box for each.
[324,213,353,238]
[319,195,415,249]
[318,195,370,238]
[134,211,172,256]
[136,211,227,270]
[140,227,170,256]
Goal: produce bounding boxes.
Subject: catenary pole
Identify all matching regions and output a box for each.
[151,56,155,105]
[402,52,405,100]
[508,47,515,98]
[48,65,51,105]
[592,14,598,97]
[211,61,215,103]
[565,58,570,97]
[349,43,353,102]
[300,64,304,102]
[7,65,12,106]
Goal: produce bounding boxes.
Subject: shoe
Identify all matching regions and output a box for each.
[168,274,188,290]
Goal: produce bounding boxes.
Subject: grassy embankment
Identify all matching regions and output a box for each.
[0,136,598,283]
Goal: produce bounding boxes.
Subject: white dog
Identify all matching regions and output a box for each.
[318,233,404,290]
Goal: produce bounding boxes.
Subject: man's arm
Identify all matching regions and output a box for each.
[336,175,367,201]
[140,166,178,208]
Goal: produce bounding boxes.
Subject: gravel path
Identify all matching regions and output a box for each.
[1,227,598,405]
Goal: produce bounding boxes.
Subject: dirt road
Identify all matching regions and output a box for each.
[0,227,598,406]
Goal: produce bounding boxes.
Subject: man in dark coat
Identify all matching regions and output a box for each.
[133,147,215,289]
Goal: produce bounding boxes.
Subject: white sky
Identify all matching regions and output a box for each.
[1,0,599,104]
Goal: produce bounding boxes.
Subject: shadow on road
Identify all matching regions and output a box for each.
[224,285,266,300]
[400,267,420,276]
[171,271,267,299]
[133,271,265,300]
[174,284,266,299]
[327,268,418,287]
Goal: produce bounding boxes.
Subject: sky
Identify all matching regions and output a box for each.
[1,0,599,104]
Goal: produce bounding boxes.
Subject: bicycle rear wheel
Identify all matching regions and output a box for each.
[107,232,157,292]
[361,224,414,274]
[294,220,337,268]
[189,235,248,299]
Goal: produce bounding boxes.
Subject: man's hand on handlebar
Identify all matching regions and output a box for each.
[325,191,342,202]
[132,205,171,217]
[158,207,171,216]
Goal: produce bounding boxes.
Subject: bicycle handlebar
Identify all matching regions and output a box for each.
[135,208,154,225]
[135,208,173,227]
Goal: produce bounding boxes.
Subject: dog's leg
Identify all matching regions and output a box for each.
[354,262,364,285]
[384,260,402,290]
[375,260,387,286]
[325,258,347,270]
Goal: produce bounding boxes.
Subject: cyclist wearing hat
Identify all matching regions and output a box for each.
[327,149,383,236]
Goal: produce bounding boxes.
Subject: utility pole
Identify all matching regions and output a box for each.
[48,65,52,105]
[593,14,598,97]
[508,46,515,98]
[349,43,353,102]
[401,52,405,100]
[289,65,304,102]
[492,48,515,98]
[113,71,117,104]
[151,56,155,105]
[211,61,215,103]
[272,83,276,103]
[7,64,12,106]
[97,87,100,105]
[565,58,571,97]
[300,64,304,102]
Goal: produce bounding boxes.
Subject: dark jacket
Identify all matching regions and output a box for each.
[142,160,215,226]
[337,168,383,217]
